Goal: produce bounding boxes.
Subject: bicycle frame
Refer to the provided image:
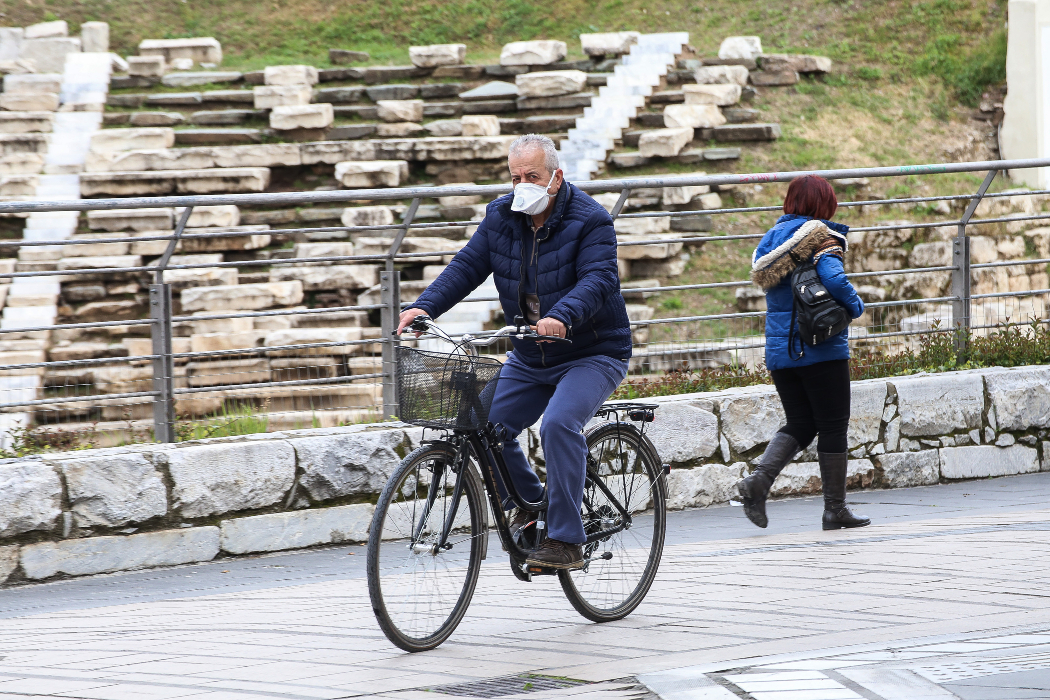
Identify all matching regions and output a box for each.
[412,423,638,567]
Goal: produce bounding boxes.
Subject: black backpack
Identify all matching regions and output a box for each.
[788,260,851,360]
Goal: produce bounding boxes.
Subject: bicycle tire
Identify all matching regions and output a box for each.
[558,421,666,622]
[367,442,486,652]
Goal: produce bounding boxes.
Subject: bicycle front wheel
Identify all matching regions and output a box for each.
[559,422,666,622]
[367,442,486,652]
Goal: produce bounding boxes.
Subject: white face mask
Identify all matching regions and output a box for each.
[511,172,557,216]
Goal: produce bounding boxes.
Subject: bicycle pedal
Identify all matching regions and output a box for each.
[525,565,558,576]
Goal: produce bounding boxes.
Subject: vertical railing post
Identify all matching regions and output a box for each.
[380,197,421,420]
[150,207,191,443]
[149,284,175,442]
[952,170,997,357]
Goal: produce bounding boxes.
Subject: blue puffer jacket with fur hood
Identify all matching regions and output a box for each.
[408,181,632,368]
[751,214,864,371]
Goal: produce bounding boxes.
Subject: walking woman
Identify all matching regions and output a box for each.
[737,175,870,530]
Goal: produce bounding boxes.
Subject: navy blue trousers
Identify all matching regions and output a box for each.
[486,352,628,544]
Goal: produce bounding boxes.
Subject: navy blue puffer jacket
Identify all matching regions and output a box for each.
[408,181,632,367]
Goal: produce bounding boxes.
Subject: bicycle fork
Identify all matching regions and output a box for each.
[411,442,470,554]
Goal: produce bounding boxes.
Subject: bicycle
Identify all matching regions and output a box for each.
[366,315,667,652]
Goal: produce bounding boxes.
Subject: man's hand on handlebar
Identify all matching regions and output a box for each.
[534,317,567,343]
[397,308,430,337]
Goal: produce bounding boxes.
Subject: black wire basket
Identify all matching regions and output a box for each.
[395,346,503,430]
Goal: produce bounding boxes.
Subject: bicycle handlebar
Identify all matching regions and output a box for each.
[399,315,572,345]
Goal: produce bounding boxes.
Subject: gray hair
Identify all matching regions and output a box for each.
[509,133,560,173]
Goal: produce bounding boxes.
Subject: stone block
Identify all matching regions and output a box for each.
[0,174,37,196]
[220,503,373,555]
[694,65,750,86]
[162,71,242,87]
[175,204,239,228]
[54,453,167,528]
[19,37,81,73]
[80,168,270,196]
[25,20,67,39]
[145,92,203,107]
[614,215,672,235]
[761,53,832,74]
[638,127,694,157]
[516,93,593,110]
[291,430,406,500]
[138,37,222,65]
[0,27,21,62]
[253,84,312,109]
[940,444,1039,479]
[4,73,62,95]
[892,373,983,436]
[375,122,424,138]
[0,92,58,111]
[270,264,379,291]
[984,366,1050,431]
[263,327,364,356]
[683,83,742,106]
[329,49,370,64]
[162,440,295,518]
[313,86,365,104]
[335,160,408,188]
[516,70,588,98]
[580,31,640,57]
[87,208,173,232]
[662,177,710,205]
[461,115,500,137]
[186,357,269,387]
[631,256,686,277]
[342,205,395,228]
[409,44,466,68]
[181,281,303,312]
[708,123,782,141]
[750,70,800,86]
[180,225,271,252]
[0,461,61,537]
[264,64,319,86]
[270,103,333,131]
[164,267,240,291]
[500,40,567,66]
[459,81,519,101]
[770,459,874,496]
[878,450,940,488]
[21,527,220,579]
[89,127,175,153]
[129,112,185,127]
[80,21,109,53]
[190,109,252,126]
[425,119,463,137]
[909,241,952,268]
[366,85,421,103]
[850,380,887,447]
[666,462,745,509]
[616,234,680,261]
[376,99,423,123]
[719,36,763,60]
[718,386,786,453]
[642,401,719,466]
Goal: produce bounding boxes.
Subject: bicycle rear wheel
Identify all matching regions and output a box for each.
[559,422,666,622]
[367,442,486,652]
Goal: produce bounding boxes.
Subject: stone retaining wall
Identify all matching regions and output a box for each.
[2,364,1048,584]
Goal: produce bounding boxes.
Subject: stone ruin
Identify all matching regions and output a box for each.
[0,21,906,442]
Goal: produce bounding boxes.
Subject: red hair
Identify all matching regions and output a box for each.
[783,175,837,220]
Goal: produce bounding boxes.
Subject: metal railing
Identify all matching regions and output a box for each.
[0,156,1048,446]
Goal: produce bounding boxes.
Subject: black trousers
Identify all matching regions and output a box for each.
[769,359,850,454]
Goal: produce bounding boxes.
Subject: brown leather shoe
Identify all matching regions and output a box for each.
[526,538,584,570]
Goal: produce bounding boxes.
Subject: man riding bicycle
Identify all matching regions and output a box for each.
[397,134,632,570]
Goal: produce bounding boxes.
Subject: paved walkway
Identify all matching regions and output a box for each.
[0,474,1047,699]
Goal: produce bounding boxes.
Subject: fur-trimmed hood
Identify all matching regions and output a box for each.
[751,215,849,290]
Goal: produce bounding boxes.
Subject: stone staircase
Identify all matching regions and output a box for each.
[559,32,690,181]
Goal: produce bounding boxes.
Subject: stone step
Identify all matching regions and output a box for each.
[79,167,271,196]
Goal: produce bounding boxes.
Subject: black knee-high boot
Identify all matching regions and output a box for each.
[819,451,871,530]
[737,432,799,528]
